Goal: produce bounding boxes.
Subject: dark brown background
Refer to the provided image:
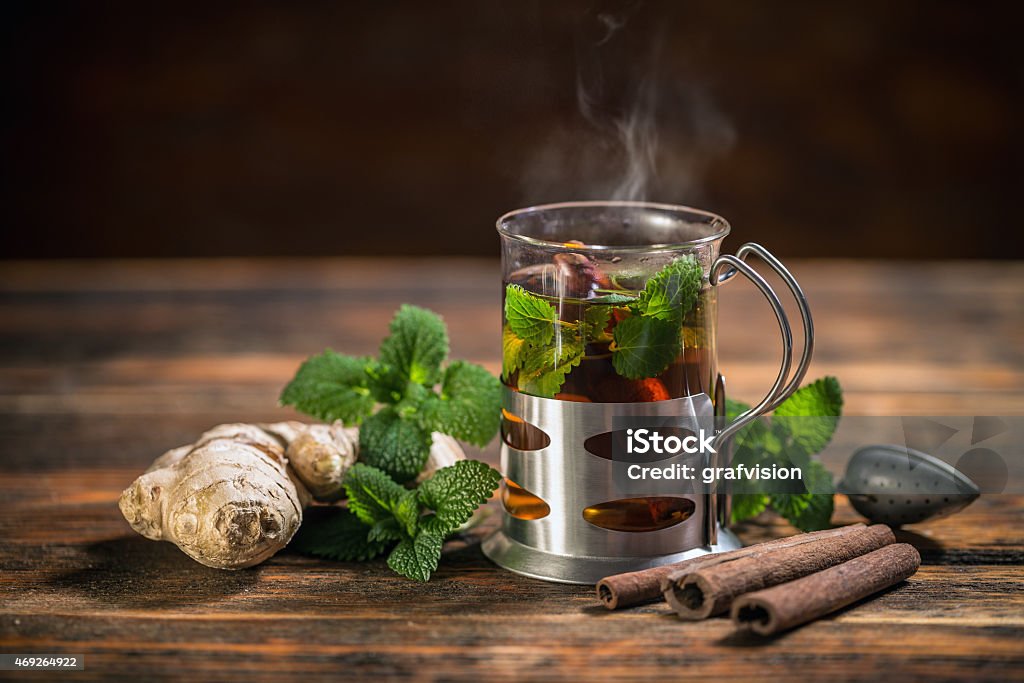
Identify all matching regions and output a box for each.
[2,0,1022,259]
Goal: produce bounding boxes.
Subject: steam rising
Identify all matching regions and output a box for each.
[608,79,658,201]
[523,5,735,204]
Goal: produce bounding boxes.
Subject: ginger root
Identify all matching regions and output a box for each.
[119,421,464,569]
[119,421,352,569]
[274,421,359,502]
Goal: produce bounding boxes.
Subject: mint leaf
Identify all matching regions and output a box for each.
[379,304,449,387]
[731,494,769,523]
[589,293,636,305]
[368,518,404,543]
[611,315,680,379]
[343,463,407,526]
[725,399,752,420]
[387,532,443,582]
[418,460,502,535]
[584,305,611,339]
[365,360,406,404]
[279,350,375,424]
[394,489,421,538]
[359,407,433,483]
[517,336,585,398]
[769,461,835,532]
[635,256,703,321]
[502,326,529,380]
[767,489,810,523]
[725,398,773,457]
[418,361,501,447]
[289,507,390,562]
[775,376,843,417]
[727,378,841,531]
[773,376,844,454]
[505,285,557,346]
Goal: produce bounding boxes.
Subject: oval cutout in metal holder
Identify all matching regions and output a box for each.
[502,479,551,520]
[583,497,696,532]
[583,426,697,462]
[501,409,551,451]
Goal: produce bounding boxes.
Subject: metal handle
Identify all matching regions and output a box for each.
[710,260,788,448]
[711,243,814,443]
[704,243,813,542]
[731,243,814,410]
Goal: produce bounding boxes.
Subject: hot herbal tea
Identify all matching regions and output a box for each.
[485,201,810,584]
[501,251,716,404]
[499,249,718,534]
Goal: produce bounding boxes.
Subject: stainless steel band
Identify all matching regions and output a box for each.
[500,388,714,558]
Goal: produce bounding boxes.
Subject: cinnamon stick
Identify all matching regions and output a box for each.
[664,524,895,619]
[595,524,865,610]
[731,543,921,635]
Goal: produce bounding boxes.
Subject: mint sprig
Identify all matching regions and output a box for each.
[517,338,585,398]
[281,304,504,581]
[728,376,844,532]
[501,256,703,396]
[387,533,444,582]
[358,407,433,483]
[502,285,587,398]
[343,444,412,523]
[280,304,501,483]
[289,507,391,562]
[609,315,680,380]
[379,304,450,386]
[502,326,529,379]
[419,361,502,447]
[634,256,703,321]
[418,460,504,535]
[294,462,501,582]
[505,284,558,346]
[279,351,376,424]
[610,255,703,379]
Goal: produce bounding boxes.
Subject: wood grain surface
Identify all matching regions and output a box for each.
[0,258,1022,681]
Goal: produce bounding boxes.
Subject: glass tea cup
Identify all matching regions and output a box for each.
[482,201,813,584]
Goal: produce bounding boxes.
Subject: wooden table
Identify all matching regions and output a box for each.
[1,258,1022,681]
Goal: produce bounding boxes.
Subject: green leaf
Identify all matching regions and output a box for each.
[395,381,430,415]
[730,494,769,523]
[359,407,433,483]
[502,326,529,380]
[611,315,680,379]
[393,489,421,538]
[387,532,443,582]
[289,507,390,562]
[635,256,703,321]
[773,376,844,454]
[725,399,752,421]
[769,461,835,532]
[418,460,502,536]
[584,305,611,339]
[365,361,407,404]
[368,517,404,543]
[517,337,585,398]
[279,350,375,424]
[343,463,408,526]
[775,376,843,417]
[418,361,502,447]
[504,284,557,346]
[768,489,810,522]
[589,293,636,305]
[378,304,449,386]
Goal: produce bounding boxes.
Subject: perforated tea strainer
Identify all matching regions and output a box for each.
[838,444,980,526]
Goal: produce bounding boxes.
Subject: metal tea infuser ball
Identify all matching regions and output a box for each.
[839,445,980,526]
